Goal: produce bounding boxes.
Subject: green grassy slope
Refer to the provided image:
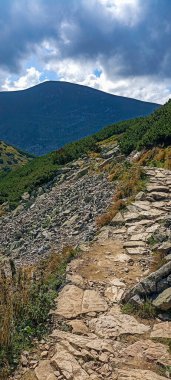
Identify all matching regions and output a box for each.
[0,98,171,209]
[0,141,33,173]
[120,99,171,154]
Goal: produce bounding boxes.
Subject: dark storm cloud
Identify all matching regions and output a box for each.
[0,0,171,78]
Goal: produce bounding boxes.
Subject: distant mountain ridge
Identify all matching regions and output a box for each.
[0,81,160,155]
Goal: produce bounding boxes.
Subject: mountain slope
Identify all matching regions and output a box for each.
[0,90,171,209]
[0,140,33,174]
[0,81,159,155]
[120,99,171,154]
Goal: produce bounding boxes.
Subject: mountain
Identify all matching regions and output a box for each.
[0,81,160,155]
[0,140,33,174]
[0,94,171,208]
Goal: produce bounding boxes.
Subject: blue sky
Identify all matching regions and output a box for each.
[0,0,171,103]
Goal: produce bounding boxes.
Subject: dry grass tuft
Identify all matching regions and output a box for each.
[96,163,145,228]
[0,246,78,379]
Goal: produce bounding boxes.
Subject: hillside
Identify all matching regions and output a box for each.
[0,96,171,379]
[0,81,159,155]
[0,140,33,173]
[1,93,171,208]
[120,98,171,154]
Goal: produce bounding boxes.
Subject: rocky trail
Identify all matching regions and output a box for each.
[11,165,171,380]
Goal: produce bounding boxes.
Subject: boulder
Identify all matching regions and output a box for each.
[153,288,171,310]
[150,321,171,339]
[122,261,171,304]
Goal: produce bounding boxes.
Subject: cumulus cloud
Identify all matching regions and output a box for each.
[2,67,43,91]
[0,0,171,103]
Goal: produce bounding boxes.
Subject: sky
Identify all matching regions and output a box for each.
[0,0,171,104]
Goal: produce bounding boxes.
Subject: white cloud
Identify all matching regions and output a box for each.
[45,57,170,104]
[2,60,171,104]
[2,67,43,91]
[95,0,142,26]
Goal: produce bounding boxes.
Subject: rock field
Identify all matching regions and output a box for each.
[10,165,171,380]
[0,166,114,265]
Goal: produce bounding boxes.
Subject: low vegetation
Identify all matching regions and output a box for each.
[137,146,171,169]
[0,140,33,174]
[122,300,157,320]
[120,99,171,154]
[96,162,146,227]
[0,247,79,379]
[0,120,130,208]
[0,97,171,209]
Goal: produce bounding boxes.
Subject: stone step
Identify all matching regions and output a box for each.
[147,192,171,201]
[126,247,149,255]
[146,185,169,193]
[123,241,146,248]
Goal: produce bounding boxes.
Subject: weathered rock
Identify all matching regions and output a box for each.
[157,242,171,254]
[105,280,126,303]
[111,212,124,225]
[116,369,167,379]
[122,261,171,304]
[68,320,89,334]
[51,343,90,380]
[153,287,171,310]
[34,360,56,380]
[22,192,30,201]
[135,191,146,201]
[147,185,169,193]
[150,322,171,339]
[88,312,150,338]
[54,285,108,318]
[123,241,146,248]
[51,330,114,353]
[12,204,24,216]
[120,339,171,366]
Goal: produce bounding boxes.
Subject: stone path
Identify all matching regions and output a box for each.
[13,167,171,380]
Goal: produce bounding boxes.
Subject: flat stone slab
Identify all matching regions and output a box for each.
[120,339,171,366]
[51,330,114,353]
[116,369,167,379]
[54,285,108,318]
[88,312,150,338]
[132,202,151,212]
[34,360,56,380]
[148,192,171,201]
[130,233,149,241]
[147,185,169,193]
[150,322,171,339]
[123,241,146,248]
[126,247,149,255]
[124,212,140,222]
[51,343,90,380]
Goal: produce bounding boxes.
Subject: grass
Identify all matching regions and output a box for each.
[137,146,171,169]
[122,300,157,320]
[0,246,79,379]
[96,162,146,228]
